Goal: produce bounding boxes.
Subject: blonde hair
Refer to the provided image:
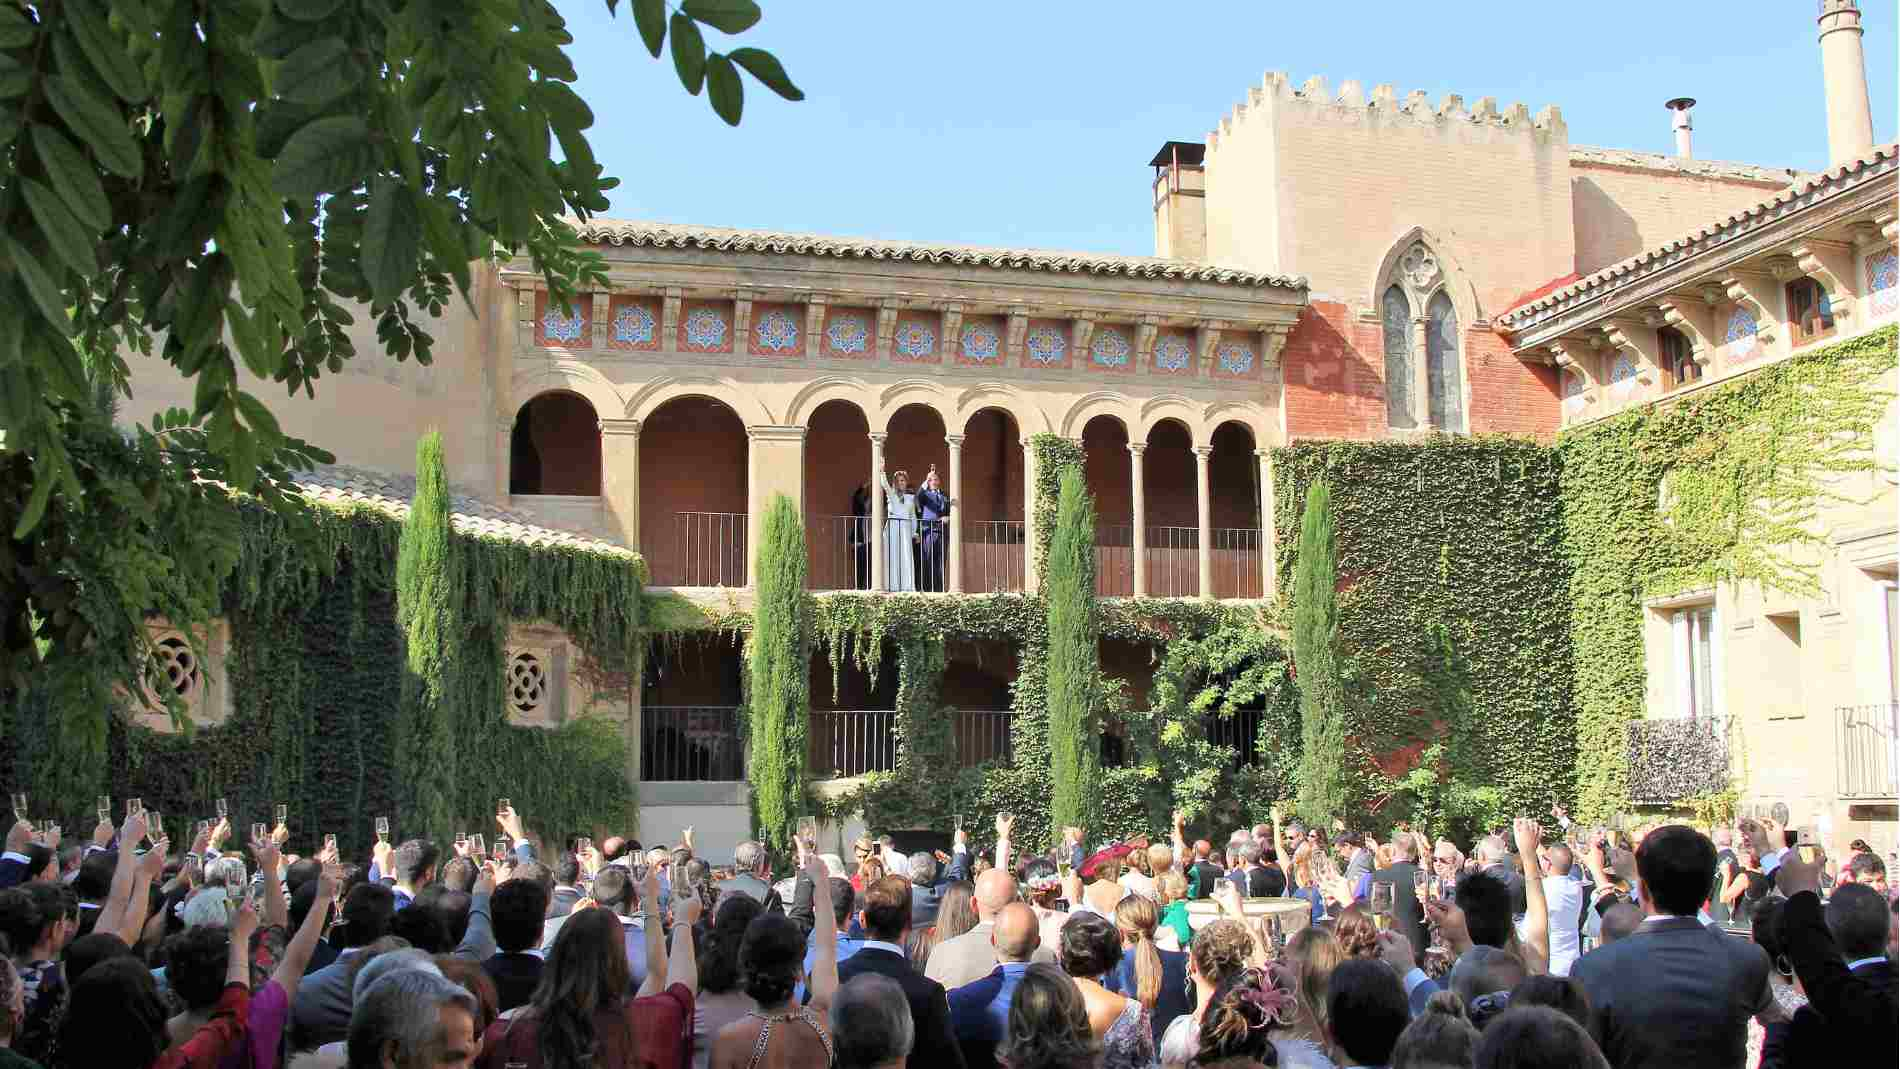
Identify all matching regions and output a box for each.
[1293,843,1317,888]
[1158,871,1188,905]
[1286,926,1344,1038]
[1188,918,1255,989]
[1114,894,1163,1010]
[1334,904,1380,960]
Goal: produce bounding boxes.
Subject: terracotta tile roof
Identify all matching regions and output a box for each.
[292,464,637,559]
[569,219,1308,291]
[1567,146,1805,186]
[1499,144,1896,329]
[1499,273,1582,318]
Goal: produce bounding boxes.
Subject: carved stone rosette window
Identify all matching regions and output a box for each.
[1377,237,1466,433]
[128,621,231,732]
[503,625,571,726]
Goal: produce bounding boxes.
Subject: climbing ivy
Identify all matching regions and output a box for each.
[748,494,811,851]
[1560,326,1893,818]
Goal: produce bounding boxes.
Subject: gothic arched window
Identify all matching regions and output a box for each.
[1382,285,1414,429]
[1425,290,1462,431]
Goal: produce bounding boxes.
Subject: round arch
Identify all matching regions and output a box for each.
[1060,392,1137,440]
[786,375,875,427]
[955,382,1050,436]
[1200,401,1273,449]
[510,361,623,422]
[625,374,772,427]
[640,394,749,587]
[510,389,601,496]
[1136,394,1205,447]
[874,379,954,434]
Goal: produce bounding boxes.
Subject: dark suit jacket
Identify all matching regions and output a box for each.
[946,963,1028,1069]
[836,946,966,1069]
[290,951,360,1049]
[1773,890,1897,1066]
[1371,861,1429,963]
[1570,914,1772,1069]
[482,951,545,1013]
[1188,859,1225,899]
[302,937,340,976]
[0,854,29,890]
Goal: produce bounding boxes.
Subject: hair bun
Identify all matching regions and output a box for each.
[1423,990,1470,1020]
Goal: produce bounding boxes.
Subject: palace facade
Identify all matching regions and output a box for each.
[122,2,1897,856]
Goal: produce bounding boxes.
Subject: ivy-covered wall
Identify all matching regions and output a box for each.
[1273,436,1575,824]
[1559,326,1893,818]
[4,501,643,854]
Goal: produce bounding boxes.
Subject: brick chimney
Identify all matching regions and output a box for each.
[1817,0,1875,166]
[1150,141,1207,261]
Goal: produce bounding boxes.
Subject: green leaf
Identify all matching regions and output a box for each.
[235,390,283,440]
[631,0,665,56]
[682,0,761,34]
[271,115,368,199]
[20,178,98,278]
[225,300,270,377]
[275,38,358,108]
[729,47,803,102]
[0,54,32,98]
[362,177,421,304]
[276,0,345,22]
[43,75,142,178]
[669,13,705,96]
[0,5,35,49]
[6,241,74,336]
[12,457,57,539]
[63,0,147,103]
[30,126,111,232]
[704,53,742,126]
[535,80,594,134]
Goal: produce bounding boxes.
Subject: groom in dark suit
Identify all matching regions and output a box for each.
[916,466,951,592]
[831,875,966,1069]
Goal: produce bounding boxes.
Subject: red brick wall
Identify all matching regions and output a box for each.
[1282,301,1560,440]
[957,409,1024,524]
[639,397,748,578]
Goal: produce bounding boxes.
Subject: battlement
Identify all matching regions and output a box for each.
[1208,70,1565,150]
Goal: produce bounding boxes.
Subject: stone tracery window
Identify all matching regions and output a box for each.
[1425,291,1462,430]
[507,650,550,716]
[1381,285,1414,429]
[144,632,202,704]
[1378,238,1466,433]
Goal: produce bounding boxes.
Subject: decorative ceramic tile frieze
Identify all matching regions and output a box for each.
[1022,319,1070,369]
[1088,325,1132,370]
[1869,249,1898,319]
[892,314,940,363]
[1212,339,1258,379]
[748,302,804,357]
[679,301,734,353]
[821,307,875,359]
[1152,331,1194,375]
[607,296,661,351]
[536,292,588,348]
[957,315,1005,367]
[1722,305,1762,364]
[1607,354,1640,399]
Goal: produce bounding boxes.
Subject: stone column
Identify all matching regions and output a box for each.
[1256,448,1276,598]
[869,433,888,591]
[1411,315,1432,429]
[1022,438,1039,595]
[1128,442,1148,597]
[598,418,642,550]
[747,425,808,589]
[946,434,965,593]
[1194,444,1213,599]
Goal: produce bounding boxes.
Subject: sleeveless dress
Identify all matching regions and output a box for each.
[743,1007,834,1069]
[1101,996,1157,1069]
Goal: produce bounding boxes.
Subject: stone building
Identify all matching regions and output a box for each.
[122,2,1895,857]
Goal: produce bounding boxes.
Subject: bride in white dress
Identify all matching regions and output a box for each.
[882,469,918,592]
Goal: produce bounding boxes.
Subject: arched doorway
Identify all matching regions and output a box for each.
[805,399,873,590]
[1209,421,1261,598]
[640,396,748,586]
[1082,414,1134,596]
[961,407,1024,593]
[510,392,601,495]
[883,404,948,592]
[1143,419,1197,597]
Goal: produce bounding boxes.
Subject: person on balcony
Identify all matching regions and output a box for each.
[850,483,873,590]
[917,467,952,593]
[881,470,918,593]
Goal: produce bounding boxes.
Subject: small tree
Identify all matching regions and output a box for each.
[1045,468,1101,842]
[396,432,461,840]
[1293,478,1349,825]
[748,494,809,850]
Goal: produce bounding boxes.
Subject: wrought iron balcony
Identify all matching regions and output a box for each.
[1838,703,1898,800]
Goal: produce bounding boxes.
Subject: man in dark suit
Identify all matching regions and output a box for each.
[1769,858,1896,1066]
[483,879,549,1012]
[850,483,872,590]
[1371,835,1429,961]
[291,881,400,1048]
[915,467,951,592]
[833,874,965,1069]
[1571,825,1772,1069]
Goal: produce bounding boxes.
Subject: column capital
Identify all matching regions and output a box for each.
[598,418,642,437]
[944,434,966,446]
[1191,444,1214,458]
[1253,448,1270,459]
[1127,442,1148,456]
[747,424,807,442]
[868,431,889,445]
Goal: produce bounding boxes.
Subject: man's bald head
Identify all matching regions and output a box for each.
[1599,902,1643,944]
[974,868,1017,920]
[991,903,1040,962]
[1193,839,1213,860]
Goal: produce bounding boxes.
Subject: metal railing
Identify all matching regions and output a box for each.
[1146,526,1199,598]
[643,706,744,781]
[964,521,1026,593]
[809,515,874,591]
[652,512,747,587]
[1095,524,1135,597]
[954,709,1014,766]
[1839,703,1899,799]
[810,709,899,777]
[1202,705,1268,767]
[1626,715,1731,803]
[1212,528,1264,599]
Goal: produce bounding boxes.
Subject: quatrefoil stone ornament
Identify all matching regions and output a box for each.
[1401,243,1441,292]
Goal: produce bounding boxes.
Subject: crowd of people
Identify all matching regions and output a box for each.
[0,797,1892,1069]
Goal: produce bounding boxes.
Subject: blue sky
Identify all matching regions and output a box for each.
[562,1,1897,258]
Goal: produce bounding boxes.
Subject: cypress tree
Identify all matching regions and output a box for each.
[748,493,810,851]
[1045,467,1100,841]
[396,432,461,840]
[1293,478,1349,825]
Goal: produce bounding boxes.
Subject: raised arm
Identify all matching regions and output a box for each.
[94,811,148,940]
[1513,817,1550,974]
[806,857,840,1014]
[637,864,669,997]
[117,834,171,946]
[253,836,288,930]
[272,863,340,1001]
[994,813,1012,874]
[663,889,702,997]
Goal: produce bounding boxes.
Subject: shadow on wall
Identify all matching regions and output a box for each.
[1570,177,1643,276]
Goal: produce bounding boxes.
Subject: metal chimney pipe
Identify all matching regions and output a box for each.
[1666,97,1696,159]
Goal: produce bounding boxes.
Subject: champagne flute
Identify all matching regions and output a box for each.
[455,831,468,853]
[10,792,27,828]
[324,833,338,855]
[375,817,390,845]
[274,803,288,828]
[1370,881,1394,930]
[1413,867,1429,900]
[147,810,163,845]
[96,795,111,827]
[469,834,486,858]
[251,822,268,844]
[215,798,228,820]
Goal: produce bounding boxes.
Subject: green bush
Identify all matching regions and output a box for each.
[748,494,810,850]
[1292,479,1349,824]
[396,432,462,841]
[1046,467,1102,843]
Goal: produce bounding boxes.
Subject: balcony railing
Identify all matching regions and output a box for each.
[652,512,747,587]
[1096,524,1136,597]
[1146,526,1199,598]
[810,709,898,778]
[953,709,1014,766]
[964,521,1026,593]
[1212,528,1264,599]
[1626,715,1731,804]
[643,706,744,781]
[1838,703,1898,799]
[809,515,874,591]
[1203,705,1267,767]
